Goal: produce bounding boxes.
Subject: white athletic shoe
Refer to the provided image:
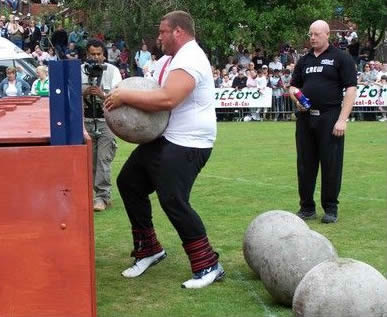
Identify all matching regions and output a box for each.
[121,250,167,278]
[181,263,225,289]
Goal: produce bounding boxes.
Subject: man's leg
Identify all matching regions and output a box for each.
[296,113,319,219]
[318,108,344,223]
[155,139,224,288]
[118,139,166,278]
[93,121,117,210]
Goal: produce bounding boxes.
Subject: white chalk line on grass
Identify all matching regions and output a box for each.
[234,271,278,317]
[202,174,386,203]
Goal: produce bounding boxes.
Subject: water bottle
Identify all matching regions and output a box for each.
[293,88,311,109]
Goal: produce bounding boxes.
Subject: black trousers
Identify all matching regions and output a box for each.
[296,108,344,215]
[117,137,212,243]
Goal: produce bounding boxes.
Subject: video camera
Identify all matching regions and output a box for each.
[84,59,107,80]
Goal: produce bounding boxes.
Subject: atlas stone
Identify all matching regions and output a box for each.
[104,77,170,144]
[293,258,387,317]
[259,229,337,306]
[243,210,310,279]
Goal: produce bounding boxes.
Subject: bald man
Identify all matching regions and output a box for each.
[290,20,357,223]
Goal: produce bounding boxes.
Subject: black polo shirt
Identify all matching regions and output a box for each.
[291,45,357,111]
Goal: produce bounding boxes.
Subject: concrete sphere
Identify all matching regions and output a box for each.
[293,258,387,317]
[104,77,170,144]
[243,210,310,278]
[259,229,337,306]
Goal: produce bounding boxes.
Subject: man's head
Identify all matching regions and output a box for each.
[141,44,148,52]
[111,44,117,51]
[158,10,195,56]
[308,20,330,52]
[86,39,106,64]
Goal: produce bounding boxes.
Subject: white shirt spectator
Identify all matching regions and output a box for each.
[108,46,121,64]
[269,59,283,71]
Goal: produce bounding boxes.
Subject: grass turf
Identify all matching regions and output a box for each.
[94,121,387,317]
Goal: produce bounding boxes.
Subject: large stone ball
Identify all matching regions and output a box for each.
[104,77,170,144]
[243,210,310,279]
[259,229,337,306]
[293,258,387,317]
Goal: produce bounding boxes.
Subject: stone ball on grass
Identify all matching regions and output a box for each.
[259,229,337,306]
[293,258,387,317]
[243,210,310,278]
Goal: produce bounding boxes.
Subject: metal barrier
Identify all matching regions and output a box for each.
[216,94,386,121]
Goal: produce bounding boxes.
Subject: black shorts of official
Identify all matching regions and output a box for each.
[117,137,212,243]
[295,107,344,215]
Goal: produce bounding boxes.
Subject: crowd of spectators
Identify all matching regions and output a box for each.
[211,38,387,122]
[0,5,385,120]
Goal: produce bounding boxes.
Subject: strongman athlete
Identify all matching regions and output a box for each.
[290,20,357,223]
[104,11,224,288]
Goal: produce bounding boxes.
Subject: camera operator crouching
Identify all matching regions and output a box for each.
[82,39,122,212]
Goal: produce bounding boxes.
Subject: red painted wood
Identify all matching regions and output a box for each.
[0,96,96,317]
[0,144,96,317]
[0,105,17,111]
[0,97,50,144]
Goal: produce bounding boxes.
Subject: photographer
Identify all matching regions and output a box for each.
[82,38,122,211]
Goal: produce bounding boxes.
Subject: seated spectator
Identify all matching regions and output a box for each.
[268,56,283,71]
[0,66,30,97]
[232,70,247,90]
[119,67,129,79]
[46,46,58,62]
[0,19,8,38]
[377,63,387,82]
[213,69,222,88]
[65,42,79,59]
[220,74,233,88]
[31,65,49,96]
[224,55,235,73]
[107,43,120,66]
[119,45,129,70]
[32,45,50,65]
[358,63,378,85]
[6,0,19,11]
[337,32,349,50]
[68,25,83,49]
[228,66,239,81]
[239,49,251,70]
[7,15,24,49]
[246,69,258,88]
[262,65,269,79]
[143,53,157,76]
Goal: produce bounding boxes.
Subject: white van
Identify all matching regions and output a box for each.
[0,37,38,85]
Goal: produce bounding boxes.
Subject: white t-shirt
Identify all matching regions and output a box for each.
[5,82,18,96]
[153,40,216,148]
[81,62,122,121]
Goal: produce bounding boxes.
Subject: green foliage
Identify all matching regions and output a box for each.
[340,0,387,46]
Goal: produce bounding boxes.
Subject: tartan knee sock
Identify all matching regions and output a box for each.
[131,228,163,259]
[183,236,219,273]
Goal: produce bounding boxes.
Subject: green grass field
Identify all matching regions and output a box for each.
[94,121,387,317]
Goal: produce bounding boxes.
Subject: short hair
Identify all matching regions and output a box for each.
[6,66,16,74]
[161,11,195,37]
[36,65,48,75]
[86,38,106,52]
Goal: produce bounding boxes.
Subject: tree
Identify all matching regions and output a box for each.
[341,0,387,48]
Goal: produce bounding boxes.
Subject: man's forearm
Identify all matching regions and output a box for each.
[338,86,357,121]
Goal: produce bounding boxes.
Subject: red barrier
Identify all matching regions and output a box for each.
[0,97,96,317]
